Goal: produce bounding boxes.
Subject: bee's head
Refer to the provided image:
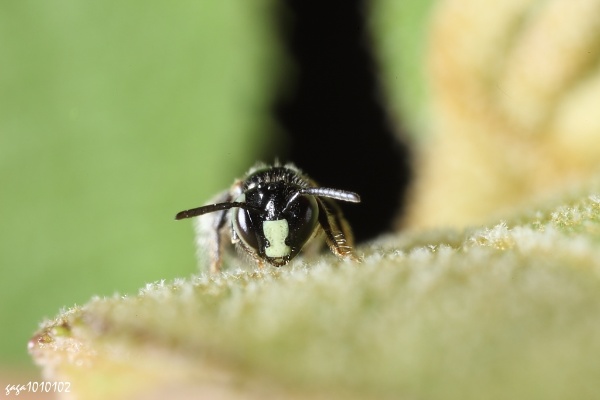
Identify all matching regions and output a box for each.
[232,183,319,266]
[175,183,359,267]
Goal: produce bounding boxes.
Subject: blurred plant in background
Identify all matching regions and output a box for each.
[0,0,283,368]
[6,0,600,397]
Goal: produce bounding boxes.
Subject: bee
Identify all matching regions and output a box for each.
[175,162,361,272]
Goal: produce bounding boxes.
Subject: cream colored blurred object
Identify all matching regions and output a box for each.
[404,0,600,229]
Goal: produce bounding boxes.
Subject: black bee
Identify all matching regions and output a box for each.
[175,162,361,272]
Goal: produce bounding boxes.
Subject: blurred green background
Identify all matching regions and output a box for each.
[0,0,433,371]
[0,0,283,367]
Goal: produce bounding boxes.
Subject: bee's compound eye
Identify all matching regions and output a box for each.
[285,195,319,250]
[233,206,260,252]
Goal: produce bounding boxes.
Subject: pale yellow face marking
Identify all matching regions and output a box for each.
[263,219,291,258]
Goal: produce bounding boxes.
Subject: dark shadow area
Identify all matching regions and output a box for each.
[274,0,412,242]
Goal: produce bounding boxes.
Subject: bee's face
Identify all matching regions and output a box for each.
[232,182,319,266]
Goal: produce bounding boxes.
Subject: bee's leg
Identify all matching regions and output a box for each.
[213,210,231,273]
[316,198,361,262]
[194,208,231,274]
[193,191,234,274]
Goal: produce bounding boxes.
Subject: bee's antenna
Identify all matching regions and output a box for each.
[282,187,360,214]
[175,202,264,220]
[299,187,361,203]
